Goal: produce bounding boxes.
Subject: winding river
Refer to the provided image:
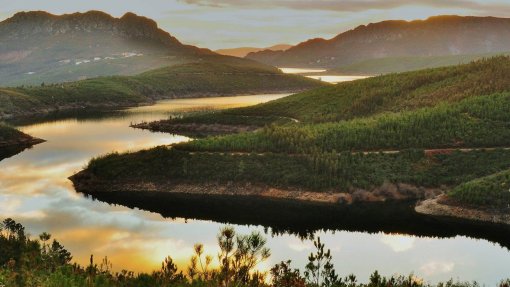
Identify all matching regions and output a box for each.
[1,94,510,284]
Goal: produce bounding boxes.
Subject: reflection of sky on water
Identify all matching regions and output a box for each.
[0,94,509,284]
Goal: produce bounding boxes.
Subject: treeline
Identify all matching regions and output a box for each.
[2,218,509,287]
[449,169,510,207]
[173,56,510,126]
[87,147,510,191]
[179,92,510,154]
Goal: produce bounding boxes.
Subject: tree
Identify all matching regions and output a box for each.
[305,237,340,287]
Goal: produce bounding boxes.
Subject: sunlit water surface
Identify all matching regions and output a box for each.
[0,94,509,284]
[280,67,370,83]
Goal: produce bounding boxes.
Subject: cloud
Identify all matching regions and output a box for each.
[180,0,510,14]
[380,234,416,252]
[420,261,455,276]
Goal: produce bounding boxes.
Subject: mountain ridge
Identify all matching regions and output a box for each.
[246,15,510,69]
[0,10,215,86]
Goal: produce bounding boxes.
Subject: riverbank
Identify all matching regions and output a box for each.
[132,121,258,137]
[70,169,443,205]
[416,195,510,225]
[0,61,324,121]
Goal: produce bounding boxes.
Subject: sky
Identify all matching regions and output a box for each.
[1,0,510,50]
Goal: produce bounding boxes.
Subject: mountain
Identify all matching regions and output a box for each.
[246,15,510,70]
[216,44,291,58]
[0,10,214,86]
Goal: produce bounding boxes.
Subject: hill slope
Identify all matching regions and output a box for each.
[216,44,292,58]
[72,57,510,217]
[173,56,510,125]
[0,10,212,86]
[246,15,510,71]
[0,59,325,120]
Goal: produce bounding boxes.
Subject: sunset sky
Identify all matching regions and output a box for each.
[1,0,510,50]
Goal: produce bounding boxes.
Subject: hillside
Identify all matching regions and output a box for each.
[246,15,510,71]
[216,44,291,58]
[73,57,510,220]
[328,52,510,75]
[0,59,325,120]
[0,10,212,86]
[164,56,510,126]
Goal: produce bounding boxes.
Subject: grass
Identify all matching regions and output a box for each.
[0,59,324,119]
[179,92,510,154]
[328,52,510,75]
[177,56,510,125]
[449,169,510,207]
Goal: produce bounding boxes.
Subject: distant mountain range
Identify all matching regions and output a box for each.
[216,44,291,58]
[246,15,510,71]
[0,11,216,86]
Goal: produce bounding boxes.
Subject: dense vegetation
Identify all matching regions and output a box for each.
[0,59,324,119]
[82,57,510,208]
[87,148,510,192]
[179,93,510,154]
[449,169,510,207]
[2,218,509,287]
[176,57,510,125]
[328,53,509,75]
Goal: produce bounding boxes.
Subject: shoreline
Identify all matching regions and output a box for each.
[415,194,510,225]
[132,121,258,137]
[70,170,442,205]
[0,88,306,122]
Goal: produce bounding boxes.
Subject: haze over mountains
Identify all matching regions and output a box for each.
[246,15,510,71]
[215,44,292,58]
[0,11,242,86]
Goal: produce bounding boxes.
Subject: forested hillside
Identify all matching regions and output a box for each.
[76,57,510,210]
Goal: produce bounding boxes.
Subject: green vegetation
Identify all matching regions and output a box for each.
[178,56,510,125]
[0,59,324,119]
[179,93,510,154]
[0,123,24,143]
[87,147,510,191]
[2,218,509,287]
[81,57,510,209]
[449,169,510,207]
[329,53,510,75]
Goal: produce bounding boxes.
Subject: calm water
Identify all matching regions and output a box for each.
[279,67,370,83]
[1,94,510,284]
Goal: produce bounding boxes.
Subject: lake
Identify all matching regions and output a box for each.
[1,94,510,285]
[279,67,370,83]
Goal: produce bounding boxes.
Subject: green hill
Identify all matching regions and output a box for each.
[328,53,510,75]
[0,59,324,120]
[74,57,510,213]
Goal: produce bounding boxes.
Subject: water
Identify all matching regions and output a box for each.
[279,67,370,83]
[1,94,510,284]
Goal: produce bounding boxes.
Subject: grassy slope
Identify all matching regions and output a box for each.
[167,56,510,128]
[81,57,510,208]
[328,52,510,75]
[178,92,510,153]
[0,58,324,119]
[449,170,510,207]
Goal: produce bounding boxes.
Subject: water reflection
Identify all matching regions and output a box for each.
[0,94,509,284]
[279,67,370,84]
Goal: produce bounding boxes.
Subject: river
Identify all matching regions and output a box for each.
[1,94,509,284]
